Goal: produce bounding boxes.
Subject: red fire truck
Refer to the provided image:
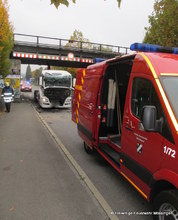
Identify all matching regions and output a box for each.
[72,43,178,219]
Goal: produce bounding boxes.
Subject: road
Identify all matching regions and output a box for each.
[0,88,153,220]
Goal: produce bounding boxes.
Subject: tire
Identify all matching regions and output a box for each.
[153,190,178,220]
[84,142,93,154]
[5,102,11,112]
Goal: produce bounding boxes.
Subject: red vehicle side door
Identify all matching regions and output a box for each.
[72,69,84,123]
[121,74,164,185]
[78,65,103,148]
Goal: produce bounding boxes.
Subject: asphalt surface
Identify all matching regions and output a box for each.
[0,101,109,220]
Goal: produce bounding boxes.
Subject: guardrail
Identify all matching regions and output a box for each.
[13,33,130,55]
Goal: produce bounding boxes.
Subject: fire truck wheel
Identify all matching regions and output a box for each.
[84,142,93,154]
[153,190,178,220]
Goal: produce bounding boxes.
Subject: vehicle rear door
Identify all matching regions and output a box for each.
[72,69,84,123]
[78,65,103,147]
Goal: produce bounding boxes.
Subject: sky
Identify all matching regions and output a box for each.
[7,0,155,73]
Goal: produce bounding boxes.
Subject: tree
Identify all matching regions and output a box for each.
[51,30,90,78]
[0,0,13,77]
[66,29,114,53]
[144,0,178,47]
[31,67,42,85]
[66,29,92,50]
[50,0,122,8]
[51,0,75,8]
[26,64,32,80]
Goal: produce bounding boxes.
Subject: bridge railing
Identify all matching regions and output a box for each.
[13,33,130,55]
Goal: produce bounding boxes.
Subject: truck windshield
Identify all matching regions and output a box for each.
[44,72,71,87]
[160,76,178,121]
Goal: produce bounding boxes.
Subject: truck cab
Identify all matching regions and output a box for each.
[35,70,72,108]
[72,43,178,219]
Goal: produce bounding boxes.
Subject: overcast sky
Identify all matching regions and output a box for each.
[8,0,155,73]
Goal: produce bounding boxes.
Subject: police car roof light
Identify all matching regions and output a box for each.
[93,58,105,63]
[130,43,178,54]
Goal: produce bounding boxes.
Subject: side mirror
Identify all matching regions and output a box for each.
[141,106,163,132]
[141,106,157,131]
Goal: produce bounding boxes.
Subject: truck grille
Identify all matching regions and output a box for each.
[44,88,71,105]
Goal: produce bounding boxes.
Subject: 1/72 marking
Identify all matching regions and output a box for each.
[163,146,176,158]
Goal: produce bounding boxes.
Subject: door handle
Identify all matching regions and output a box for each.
[90,111,93,115]
[125,119,135,131]
[125,125,133,131]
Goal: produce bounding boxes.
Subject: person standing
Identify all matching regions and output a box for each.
[1,82,14,112]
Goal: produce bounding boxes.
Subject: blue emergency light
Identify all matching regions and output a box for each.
[130,43,178,54]
[93,58,105,63]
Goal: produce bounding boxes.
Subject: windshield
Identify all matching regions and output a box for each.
[44,72,71,87]
[160,76,178,121]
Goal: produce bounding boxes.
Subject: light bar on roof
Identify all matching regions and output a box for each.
[130,43,178,54]
[93,58,105,63]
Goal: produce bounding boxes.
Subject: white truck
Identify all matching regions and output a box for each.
[34,70,72,108]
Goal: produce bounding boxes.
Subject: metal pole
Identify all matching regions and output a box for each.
[118,47,120,53]
[59,39,61,48]
[37,36,39,46]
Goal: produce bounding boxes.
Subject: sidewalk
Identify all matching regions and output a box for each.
[0,102,108,220]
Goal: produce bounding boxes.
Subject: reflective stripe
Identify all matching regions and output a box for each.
[81,77,84,85]
[4,95,12,98]
[120,171,148,199]
[160,73,178,76]
[75,69,86,124]
[75,85,82,91]
[4,92,12,95]
[3,97,12,102]
[83,69,86,77]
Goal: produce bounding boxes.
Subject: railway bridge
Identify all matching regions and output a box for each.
[10,33,130,68]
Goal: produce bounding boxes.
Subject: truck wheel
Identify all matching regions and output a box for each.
[153,190,178,220]
[34,90,38,102]
[84,142,93,154]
